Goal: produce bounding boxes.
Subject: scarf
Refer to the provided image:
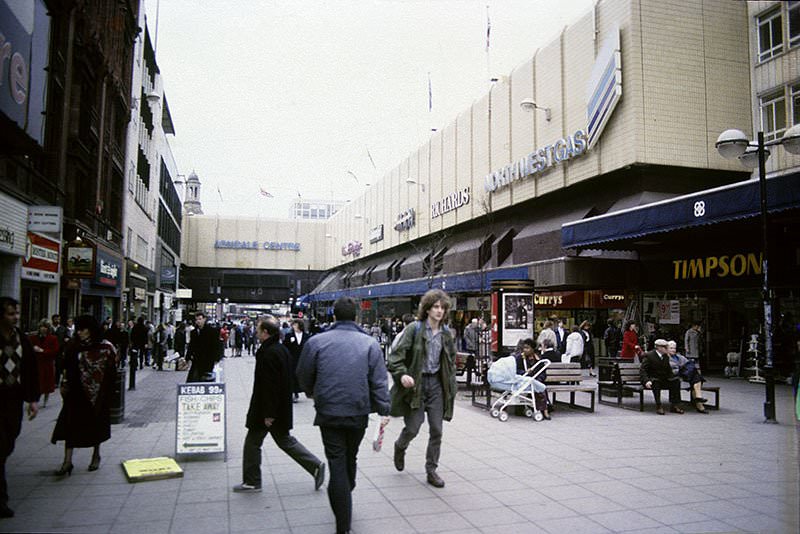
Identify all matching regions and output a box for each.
[77,339,114,406]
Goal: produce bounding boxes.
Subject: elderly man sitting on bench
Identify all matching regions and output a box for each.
[641,339,684,415]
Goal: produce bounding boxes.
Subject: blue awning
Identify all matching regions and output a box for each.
[561,172,800,250]
[303,265,530,303]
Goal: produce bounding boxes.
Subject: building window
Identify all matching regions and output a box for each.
[758,8,783,62]
[792,84,800,126]
[789,1,800,48]
[760,90,786,142]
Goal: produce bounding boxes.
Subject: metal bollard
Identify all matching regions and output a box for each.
[128,349,137,390]
[111,365,126,423]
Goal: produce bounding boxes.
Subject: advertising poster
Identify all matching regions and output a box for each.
[502,292,534,349]
[65,245,95,277]
[22,232,59,283]
[176,383,226,454]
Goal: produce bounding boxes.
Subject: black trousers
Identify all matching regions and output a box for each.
[242,427,321,487]
[319,425,366,533]
[650,377,681,406]
[0,398,23,505]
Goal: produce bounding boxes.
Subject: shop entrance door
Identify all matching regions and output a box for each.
[21,282,47,333]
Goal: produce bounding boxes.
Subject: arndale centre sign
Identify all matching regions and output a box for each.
[484,129,588,193]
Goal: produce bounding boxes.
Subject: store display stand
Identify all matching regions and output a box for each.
[745,334,765,384]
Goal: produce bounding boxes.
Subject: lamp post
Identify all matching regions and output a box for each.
[715,124,800,423]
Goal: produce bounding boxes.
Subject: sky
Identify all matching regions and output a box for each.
[146,0,595,218]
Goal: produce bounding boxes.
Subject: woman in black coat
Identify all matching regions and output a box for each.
[51,315,117,475]
[282,320,307,402]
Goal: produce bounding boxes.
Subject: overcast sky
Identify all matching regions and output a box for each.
[147,0,594,218]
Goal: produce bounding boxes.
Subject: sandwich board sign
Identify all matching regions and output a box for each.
[176,383,226,455]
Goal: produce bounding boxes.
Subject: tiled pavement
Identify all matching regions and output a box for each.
[1,351,798,534]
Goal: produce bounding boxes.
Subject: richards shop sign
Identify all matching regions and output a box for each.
[484,130,588,194]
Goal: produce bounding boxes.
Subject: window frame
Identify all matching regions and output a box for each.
[760,89,787,142]
[791,83,800,127]
[757,7,784,62]
[789,1,800,48]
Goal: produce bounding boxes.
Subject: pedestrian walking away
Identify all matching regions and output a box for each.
[388,288,457,489]
[0,297,39,519]
[233,317,325,494]
[296,297,390,534]
[186,312,222,383]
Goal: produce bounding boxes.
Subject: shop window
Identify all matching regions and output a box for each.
[760,90,786,142]
[789,1,800,48]
[758,8,783,62]
[792,84,800,126]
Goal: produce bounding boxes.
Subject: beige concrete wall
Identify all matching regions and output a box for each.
[181,215,327,270]
[308,0,754,270]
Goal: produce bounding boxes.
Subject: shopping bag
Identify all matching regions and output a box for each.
[372,417,390,452]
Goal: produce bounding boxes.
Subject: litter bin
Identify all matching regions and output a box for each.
[110,365,126,424]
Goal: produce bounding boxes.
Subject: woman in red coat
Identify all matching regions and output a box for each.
[620,320,643,360]
[29,319,60,408]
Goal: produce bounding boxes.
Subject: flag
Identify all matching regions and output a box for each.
[366,148,377,170]
[427,72,432,112]
[217,185,223,202]
[486,5,491,52]
[259,187,274,198]
[296,190,302,199]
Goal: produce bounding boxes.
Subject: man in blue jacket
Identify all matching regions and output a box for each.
[297,297,390,534]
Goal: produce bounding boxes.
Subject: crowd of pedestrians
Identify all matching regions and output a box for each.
[2,289,742,532]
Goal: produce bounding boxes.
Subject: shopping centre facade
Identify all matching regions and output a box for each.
[182,0,800,373]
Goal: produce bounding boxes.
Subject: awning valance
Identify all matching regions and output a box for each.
[561,172,800,250]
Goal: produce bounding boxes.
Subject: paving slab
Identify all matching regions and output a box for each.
[0,355,797,533]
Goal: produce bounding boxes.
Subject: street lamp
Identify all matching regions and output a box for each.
[715,123,800,423]
[520,98,552,121]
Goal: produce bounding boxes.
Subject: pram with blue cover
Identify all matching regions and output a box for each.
[488,356,550,422]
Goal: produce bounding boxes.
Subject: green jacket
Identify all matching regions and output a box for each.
[387,320,457,421]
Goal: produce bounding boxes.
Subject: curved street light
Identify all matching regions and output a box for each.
[714,123,800,423]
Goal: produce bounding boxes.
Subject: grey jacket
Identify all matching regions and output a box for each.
[296,321,390,418]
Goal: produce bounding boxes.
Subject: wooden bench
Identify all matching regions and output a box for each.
[599,361,720,411]
[543,362,596,413]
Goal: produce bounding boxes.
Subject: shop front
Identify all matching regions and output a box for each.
[0,192,28,303]
[561,172,800,374]
[533,289,629,355]
[20,231,61,332]
[80,245,123,322]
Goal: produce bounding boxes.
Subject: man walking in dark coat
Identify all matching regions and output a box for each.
[233,317,325,493]
[641,338,685,415]
[0,297,39,518]
[130,317,148,370]
[186,312,222,383]
[297,297,390,534]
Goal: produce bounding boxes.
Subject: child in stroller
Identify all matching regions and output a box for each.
[488,339,550,421]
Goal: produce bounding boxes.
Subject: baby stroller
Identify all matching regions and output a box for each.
[489,357,550,422]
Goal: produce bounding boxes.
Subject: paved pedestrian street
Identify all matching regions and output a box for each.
[2,353,798,534]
